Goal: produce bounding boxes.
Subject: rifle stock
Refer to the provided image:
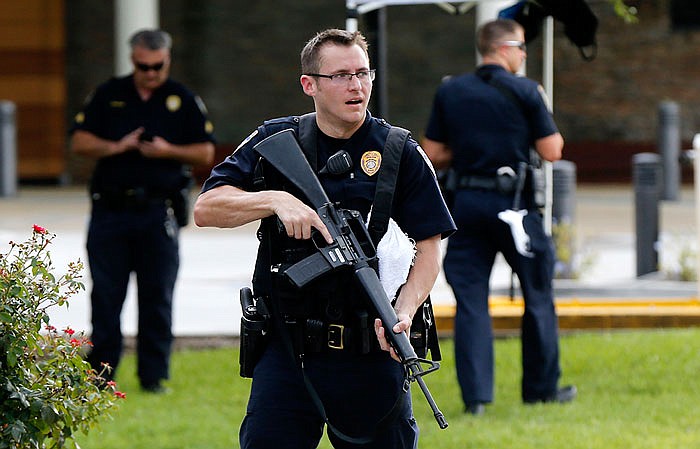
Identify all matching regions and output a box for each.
[253,129,329,209]
[253,129,448,429]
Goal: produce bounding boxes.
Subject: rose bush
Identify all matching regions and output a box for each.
[0,225,124,449]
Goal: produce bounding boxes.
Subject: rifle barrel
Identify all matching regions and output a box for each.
[412,365,449,429]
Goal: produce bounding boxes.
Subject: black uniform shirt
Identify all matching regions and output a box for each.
[71,75,215,192]
[202,112,455,244]
[424,64,558,176]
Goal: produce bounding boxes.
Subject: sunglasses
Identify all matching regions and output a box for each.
[501,40,527,52]
[135,61,165,72]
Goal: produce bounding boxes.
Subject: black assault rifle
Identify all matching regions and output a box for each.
[253,129,448,429]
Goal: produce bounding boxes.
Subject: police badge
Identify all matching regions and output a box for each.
[360,150,381,176]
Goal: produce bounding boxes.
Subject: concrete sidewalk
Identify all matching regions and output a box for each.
[1,184,698,338]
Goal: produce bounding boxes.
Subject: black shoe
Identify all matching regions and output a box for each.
[525,385,577,404]
[465,402,486,415]
[141,381,171,394]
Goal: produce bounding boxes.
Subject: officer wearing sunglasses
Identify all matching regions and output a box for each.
[423,19,575,415]
[69,29,216,394]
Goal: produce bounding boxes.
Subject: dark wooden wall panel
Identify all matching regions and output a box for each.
[0,0,66,181]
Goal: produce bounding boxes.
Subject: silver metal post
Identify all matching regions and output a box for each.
[0,101,17,197]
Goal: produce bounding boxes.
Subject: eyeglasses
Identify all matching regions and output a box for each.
[305,69,376,84]
[135,61,165,72]
[501,41,527,51]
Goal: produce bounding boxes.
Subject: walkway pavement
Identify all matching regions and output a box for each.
[1,184,698,338]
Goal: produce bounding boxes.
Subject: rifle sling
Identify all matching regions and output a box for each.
[268,301,408,445]
[298,112,318,171]
[368,126,409,246]
[475,67,534,130]
[368,127,442,362]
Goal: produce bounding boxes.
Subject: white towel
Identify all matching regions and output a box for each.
[367,211,416,300]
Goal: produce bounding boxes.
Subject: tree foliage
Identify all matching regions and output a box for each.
[608,0,639,24]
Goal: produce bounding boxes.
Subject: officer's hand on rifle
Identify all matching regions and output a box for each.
[272,192,333,244]
[374,314,412,363]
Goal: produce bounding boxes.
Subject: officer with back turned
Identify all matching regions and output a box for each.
[422,19,576,415]
[194,28,454,448]
[70,29,216,393]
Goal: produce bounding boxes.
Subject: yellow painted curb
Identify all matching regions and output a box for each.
[433,297,700,335]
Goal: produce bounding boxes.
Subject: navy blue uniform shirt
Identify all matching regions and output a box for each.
[424,64,557,176]
[202,112,455,243]
[71,75,215,192]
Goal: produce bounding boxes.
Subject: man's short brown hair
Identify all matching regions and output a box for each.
[477,19,523,56]
[300,28,369,74]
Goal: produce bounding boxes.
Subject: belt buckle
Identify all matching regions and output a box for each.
[327,324,344,350]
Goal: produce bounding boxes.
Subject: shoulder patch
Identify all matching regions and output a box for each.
[537,85,553,113]
[195,96,208,114]
[415,144,437,177]
[263,116,299,127]
[234,129,259,154]
[83,91,95,106]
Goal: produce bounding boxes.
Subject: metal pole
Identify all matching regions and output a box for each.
[346,2,359,32]
[633,152,661,277]
[541,17,554,235]
[693,134,700,297]
[365,7,388,118]
[0,101,17,197]
[552,160,576,277]
[658,101,680,201]
[552,160,576,223]
[115,0,159,76]
[475,0,513,65]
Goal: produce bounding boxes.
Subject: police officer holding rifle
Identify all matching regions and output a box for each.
[194,28,454,448]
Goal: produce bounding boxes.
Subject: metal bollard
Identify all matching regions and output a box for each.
[552,160,577,224]
[633,153,661,277]
[0,101,17,197]
[552,160,577,277]
[658,101,680,201]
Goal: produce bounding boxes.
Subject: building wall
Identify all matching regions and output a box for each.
[60,0,700,183]
[0,0,65,181]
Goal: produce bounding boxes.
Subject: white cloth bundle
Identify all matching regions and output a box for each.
[367,211,416,300]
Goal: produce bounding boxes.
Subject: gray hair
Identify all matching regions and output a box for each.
[129,29,172,51]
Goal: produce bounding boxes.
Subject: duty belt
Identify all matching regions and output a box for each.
[284,315,380,355]
[457,175,499,190]
[91,187,174,210]
[457,168,519,194]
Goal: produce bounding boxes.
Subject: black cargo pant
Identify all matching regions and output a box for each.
[85,200,179,386]
[444,188,561,406]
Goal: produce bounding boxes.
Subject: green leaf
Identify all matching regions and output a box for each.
[41,404,60,425]
[9,389,30,408]
[6,348,17,367]
[9,420,26,441]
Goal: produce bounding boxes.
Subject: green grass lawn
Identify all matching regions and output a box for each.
[76,328,700,449]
